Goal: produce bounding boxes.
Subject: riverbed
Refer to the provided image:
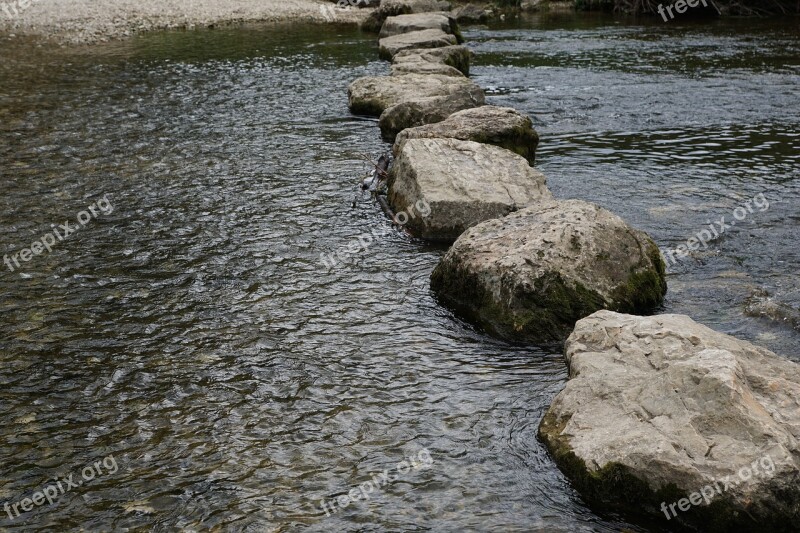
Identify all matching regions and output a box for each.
[1,13,798,532]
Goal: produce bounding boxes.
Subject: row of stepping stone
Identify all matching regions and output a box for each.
[348,6,666,343]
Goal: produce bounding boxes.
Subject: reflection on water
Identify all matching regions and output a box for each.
[0,15,798,532]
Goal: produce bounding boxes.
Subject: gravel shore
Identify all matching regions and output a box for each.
[0,0,372,44]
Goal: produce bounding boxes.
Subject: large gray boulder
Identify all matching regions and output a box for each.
[388,138,551,241]
[392,45,471,76]
[348,73,480,116]
[394,106,539,164]
[430,200,667,342]
[379,13,455,39]
[539,310,800,532]
[379,29,458,60]
[378,83,484,141]
[362,0,453,32]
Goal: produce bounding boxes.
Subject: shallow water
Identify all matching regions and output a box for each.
[0,14,798,532]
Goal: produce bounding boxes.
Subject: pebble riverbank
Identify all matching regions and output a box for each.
[0,0,370,44]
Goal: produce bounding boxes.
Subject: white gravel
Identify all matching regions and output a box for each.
[0,0,371,44]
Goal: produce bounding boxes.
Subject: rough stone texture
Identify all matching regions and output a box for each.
[378,29,458,60]
[379,13,453,39]
[430,200,667,342]
[348,73,482,117]
[362,0,452,32]
[388,138,551,242]
[392,45,471,76]
[451,3,493,22]
[390,60,464,77]
[378,82,485,141]
[539,310,800,532]
[394,106,539,164]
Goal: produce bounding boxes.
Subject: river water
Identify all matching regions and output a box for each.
[0,13,798,532]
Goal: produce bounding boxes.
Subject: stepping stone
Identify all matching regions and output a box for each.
[379,29,458,61]
[394,106,539,164]
[539,310,800,531]
[391,45,471,76]
[430,199,667,342]
[348,73,483,118]
[379,13,455,39]
[388,138,551,241]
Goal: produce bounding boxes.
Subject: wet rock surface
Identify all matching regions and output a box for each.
[362,0,452,32]
[378,81,484,141]
[745,289,800,332]
[539,310,800,532]
[379,13,454,39]
[394,106,539,164]
[347,73,479,116]
[378,29,458,60]
[391,45,471,76]
[430,199,667,342]
[388,138,551,241]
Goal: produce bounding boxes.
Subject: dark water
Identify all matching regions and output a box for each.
[0,14,798,532]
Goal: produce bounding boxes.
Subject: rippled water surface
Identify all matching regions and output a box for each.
[1,14,798,532]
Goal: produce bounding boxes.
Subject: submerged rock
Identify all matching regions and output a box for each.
[539,310,800,532]
[378,29,458,60]
[378,82,484,141]
[394,106,539,164]
[391,45,471,76]
[430,200,667,342]
[362,0,453,32]
[388,138,551,241]
[348,73,479,116]
[379,13,456,39]
[744,289,800,332]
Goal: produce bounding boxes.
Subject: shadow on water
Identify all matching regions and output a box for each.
[0,14,797,532]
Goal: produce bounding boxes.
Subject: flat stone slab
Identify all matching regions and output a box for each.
[379,13,453,39]
[378,29,458,60]
[539,310,800,531]
[348,73,482,117]
[390,60,464,77]
[362,0,453,32]
[430,199,667,342]
[391,45,470,76]
[388,138,551,241]
[394,106,539,164]
[378,84,484,141]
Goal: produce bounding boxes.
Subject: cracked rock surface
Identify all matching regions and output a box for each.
[388,138,551,242]
[430,200,667,342]
[378,28,457,60]
[393,106,539,164]
[348,73,481,117]
[539,310,800,531]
